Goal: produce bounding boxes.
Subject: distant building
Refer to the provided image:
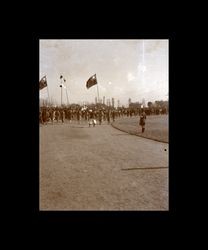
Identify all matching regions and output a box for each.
[128,98,131,107]
[142,98,146,107]
[112,98,115,108]
[103,96,105,105]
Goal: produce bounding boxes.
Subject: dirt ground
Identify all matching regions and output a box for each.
[40,120,169,210]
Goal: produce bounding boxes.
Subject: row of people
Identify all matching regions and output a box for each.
[40,108,118,125]
[39,106,167,125]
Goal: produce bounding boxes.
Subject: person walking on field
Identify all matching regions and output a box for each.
[88,110,96,127]
[139,110,146,133]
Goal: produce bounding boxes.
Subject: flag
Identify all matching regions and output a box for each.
[86,74,97,89]
[39,76,47,90]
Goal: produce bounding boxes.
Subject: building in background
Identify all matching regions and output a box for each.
[117,100,120,108]
[128,98,131,108]
[112,98,115,108]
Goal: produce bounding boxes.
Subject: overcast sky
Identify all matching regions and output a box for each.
[40,39,168,106]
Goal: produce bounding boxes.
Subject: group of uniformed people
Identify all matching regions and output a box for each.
[39,105,167,133]
[39,107,66,125]
[39,106,121,125]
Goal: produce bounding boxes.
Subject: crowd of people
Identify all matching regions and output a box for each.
[39,105,168,127]
[39,106,119,125]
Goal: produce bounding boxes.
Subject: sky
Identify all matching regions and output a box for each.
[40,39,168,107]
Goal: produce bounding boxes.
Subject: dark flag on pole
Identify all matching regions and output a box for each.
[86,74,97,89]
[39,76,47,90]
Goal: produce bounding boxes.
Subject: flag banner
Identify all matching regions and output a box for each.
[39,76,47,90]
[86,74,97,89]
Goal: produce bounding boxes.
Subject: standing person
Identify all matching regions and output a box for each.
[46,110,50,124]
[107,109,111,124]
[39,110,43,124]
[77,109,81,124]
[68,109,72,123]
[84,110,88,123]
[92,109,96,127]
[61,109,65,123]
[98,110,103,125]
[103,110,106,122]
[88,110,96,127]
[112,110,115,122]
[49,109,53,124]
[139,110,146,133]
[42,108,47,125]
[86,110,89,123]
[88,110,93,127]
[55,108,60,123]
[52,109,56,123]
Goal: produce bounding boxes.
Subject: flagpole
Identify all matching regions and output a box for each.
[97,84,100,103]
[61,86,62,106]
[66,88,69,106]
[60,78,62,107]
[45,76,50,105]
[47,86,50,106]
[96,74,100,103]
[60,76,63,107]
[64,78,69,106]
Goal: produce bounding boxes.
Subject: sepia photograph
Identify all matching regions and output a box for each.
[39,39,169,211]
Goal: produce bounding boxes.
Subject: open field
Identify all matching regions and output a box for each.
[40,120,168,210]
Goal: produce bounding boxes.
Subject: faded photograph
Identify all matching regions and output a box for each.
[39,39,169,210]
